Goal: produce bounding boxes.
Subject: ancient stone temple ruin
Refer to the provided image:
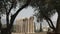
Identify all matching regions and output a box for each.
[16,16,35,33]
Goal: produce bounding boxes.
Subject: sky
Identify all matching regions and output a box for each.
[16,6,34,19]
[1,4,58,27]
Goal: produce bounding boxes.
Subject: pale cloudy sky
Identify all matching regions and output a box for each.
[16,6,34,19]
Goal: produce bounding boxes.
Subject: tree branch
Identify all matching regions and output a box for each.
[9,0,31,29]
[47,17,55,29]
[8,3,14,15]
[44,15,56,31]
[41,11,55,31]
[46,19,55,31]
[46,20,52,28]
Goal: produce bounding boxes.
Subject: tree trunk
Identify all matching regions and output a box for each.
[0,17,2,34]
[55,13,60,33]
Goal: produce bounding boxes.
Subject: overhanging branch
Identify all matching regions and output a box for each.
[9,0,31,29]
